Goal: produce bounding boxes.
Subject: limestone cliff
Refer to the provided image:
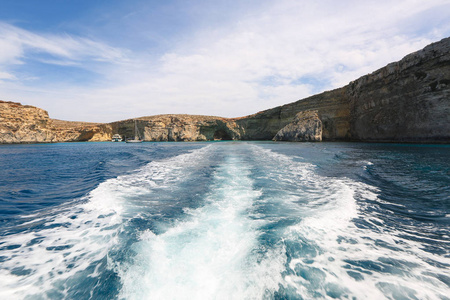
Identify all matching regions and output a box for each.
[234,87,349,141]
[0,101,55,143]
[273,110,322,142]
[0,101,111,143]
[110,115,240,142]
[0,101,239,143]
[51,120,112,142]
[1,37,449,144]
[235,37,449,143]
[347,37,450,142]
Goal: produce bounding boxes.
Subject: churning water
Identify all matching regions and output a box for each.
[0,141,449,299]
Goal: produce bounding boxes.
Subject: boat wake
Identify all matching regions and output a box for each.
[0,146,214,299]
[0,143,448,299]
[117,154,285,299]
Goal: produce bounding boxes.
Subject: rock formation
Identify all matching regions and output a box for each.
[234,87,349,141]
[0,37,449,144]
[237,37,449,142]
[273,110,322,142]
[51,119,112,142]
[110,115,241,142]
[0,101,110,143]
[0,101,55,143]
[347,38,450,142]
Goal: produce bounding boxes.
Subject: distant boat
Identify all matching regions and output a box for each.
[111,134,122,142]
[126,120,143,143]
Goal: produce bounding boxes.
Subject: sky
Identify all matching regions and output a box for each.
[0,0,449,122]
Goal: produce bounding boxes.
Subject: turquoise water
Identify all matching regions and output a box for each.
[0,141,449,299]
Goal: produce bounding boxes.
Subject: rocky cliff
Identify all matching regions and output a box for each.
[0,101,110,143]
[110,115,241,142]
[0,101,54,143]
[234,87,350,141]
[1,37,449,144]
[0,101,241,143]
[347,38,450,142]
[273,110,322,142]
[237,37,449,142]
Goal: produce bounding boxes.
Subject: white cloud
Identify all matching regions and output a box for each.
[0,71,16,80]
[0,22,127,69]
[1,0,449,122]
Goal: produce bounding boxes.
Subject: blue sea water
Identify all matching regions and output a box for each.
[0,141,449,299]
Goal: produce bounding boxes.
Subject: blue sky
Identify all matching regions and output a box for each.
[1,0,449,122]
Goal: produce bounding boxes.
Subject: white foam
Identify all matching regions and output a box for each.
[3,143,449,299]
[0,145,213,299]
[249,145,450,299]
[118,154,286,300]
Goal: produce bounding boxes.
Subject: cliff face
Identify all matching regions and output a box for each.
[347,38,450,142]
[110,115,241,142]
[1,37,449,144]
[0,101,240,143]
[273,110,322,142]
[0,101,55,143]
[235,37,449,142]
[51,120,112,142]
[0,101,111,143]
[234,87,350,140]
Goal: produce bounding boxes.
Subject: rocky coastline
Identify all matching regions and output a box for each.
[1,37,449,144]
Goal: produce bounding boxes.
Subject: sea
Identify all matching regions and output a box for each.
[0,141,449,300]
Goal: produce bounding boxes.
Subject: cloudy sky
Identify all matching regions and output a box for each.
[1,0,449,122]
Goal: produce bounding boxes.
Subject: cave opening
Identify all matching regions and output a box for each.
[213,129,232,140]
[77,131,95,141]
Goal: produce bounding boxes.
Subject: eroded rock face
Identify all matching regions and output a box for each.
[0,101,112,143]
[0,101,243,143]
[236,37,450,143]
[50,119,112,142]
[347,37,450,142]
[234,87,350,141]
[110,115,241,142]
[273,110,322,142]
[0,101,55,143]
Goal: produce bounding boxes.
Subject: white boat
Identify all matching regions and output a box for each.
[111,134,122,142]
[126,120,143,143]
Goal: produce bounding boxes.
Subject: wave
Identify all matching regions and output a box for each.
[1,142,448,299]
[117,153,287,299]
[248,144,450,299]
[0,145,213,299]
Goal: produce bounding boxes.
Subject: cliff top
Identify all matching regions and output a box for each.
[51,119,103,129]
[0,100,42,110]
[118,114,230,123]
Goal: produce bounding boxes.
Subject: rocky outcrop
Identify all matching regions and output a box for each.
[236,37,450,143]
[51,120,112,142]
[0,101,242,143]
[273,110,322,141]
[234,87,349,141]
[0,101,55,143]
[110,115,241,142]
[347,38,450,142]
[0,101,111,143]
